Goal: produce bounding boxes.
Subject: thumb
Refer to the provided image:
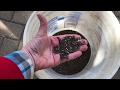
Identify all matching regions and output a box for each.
[37,14,48,36]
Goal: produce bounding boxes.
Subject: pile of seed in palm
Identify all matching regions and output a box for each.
[53,36,83,60]
[52,30,91,75]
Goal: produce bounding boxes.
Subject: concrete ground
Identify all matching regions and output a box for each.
[0,11,120,79]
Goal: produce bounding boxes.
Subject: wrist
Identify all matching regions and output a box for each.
[21,49,36,71]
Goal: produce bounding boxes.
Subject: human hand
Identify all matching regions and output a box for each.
[22,14,88,71]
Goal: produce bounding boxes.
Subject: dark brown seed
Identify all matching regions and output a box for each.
[53,35,83,60]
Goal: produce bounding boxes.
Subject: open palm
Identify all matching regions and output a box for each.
[22,14,88,71]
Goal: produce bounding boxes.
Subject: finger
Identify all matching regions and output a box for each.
[37,14,48,36]
[50,36,59,47]
[51,34,82,47]
[53,53,61,66]
[80,39,88,45]
[61,51,82,63]
[55,34,81,40]
[79,45,88,51]
[68,51,82,61]
[53,51,82,66]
